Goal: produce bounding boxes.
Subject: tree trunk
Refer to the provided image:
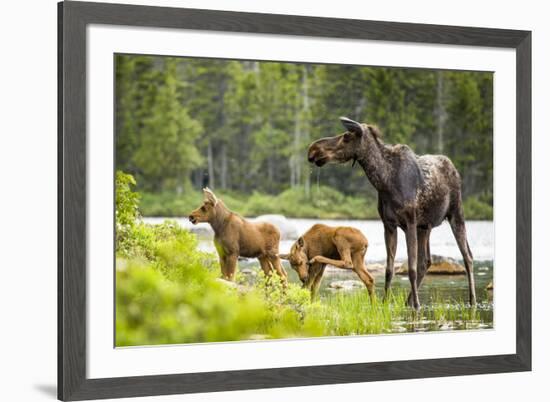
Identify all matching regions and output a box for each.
[435,71,447,154]
[302,66,311,195]
[207,142,215,189]
[220,143,228,190]
[291,106,300,188]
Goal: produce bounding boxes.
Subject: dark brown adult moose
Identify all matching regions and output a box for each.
[279,224,375,300]
[307,117,476,309]
[189,188,287,284]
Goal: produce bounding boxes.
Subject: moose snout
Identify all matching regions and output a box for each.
[307,142,330,167]
[307,146,322,163]
[188,215,197,224]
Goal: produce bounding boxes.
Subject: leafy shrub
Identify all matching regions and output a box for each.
[116,257,324,346]
[116,171,324,345]
[116,171,140,226]
[115,171,143,256]
[139,186,379,219]
[117,260,267,345]
[462,196,493,220]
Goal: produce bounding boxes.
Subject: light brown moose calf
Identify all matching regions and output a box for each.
[189,188,287,283]
[280,224,375,300]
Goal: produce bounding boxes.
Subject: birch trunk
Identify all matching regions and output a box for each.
[435,71,447,154]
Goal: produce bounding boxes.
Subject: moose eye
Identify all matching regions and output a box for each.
[343,133,353,142]
[200,206,206,212]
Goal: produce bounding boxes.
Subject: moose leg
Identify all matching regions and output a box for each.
[449,212,477,306]
[219,255,231,280]
[259,256,274,277]
[309,255,353,269]
[419,228,432,287]
[405,224,420,310]
[407,228,429,306]
[223,254,238,281]
[303,262,322,291]
[268,254,288,285]
[383,224,397,300]
[309,263,326,300]
[352,250,375,301]
[426,236,432,270]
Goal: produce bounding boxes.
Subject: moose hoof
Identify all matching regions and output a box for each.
[406,293,421,310]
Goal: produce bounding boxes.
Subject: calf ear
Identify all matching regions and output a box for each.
[203,187,218,205]
[340,116,364,136]
[297,237,305,248]
[278,253,290,260]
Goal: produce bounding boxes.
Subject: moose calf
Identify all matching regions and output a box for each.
[189,188,287,283]
[280,224,375,300]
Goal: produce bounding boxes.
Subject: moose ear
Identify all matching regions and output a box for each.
[278,253,290,260]
[203,187,218,205]
[297,237,305,248]
[340,116,364,136]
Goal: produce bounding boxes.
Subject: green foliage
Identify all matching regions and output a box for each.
[115,171,142,256]
[140,186,378,219]
[138,188,491,220]
[115,56,203,192]
[117,260,268,345]
[116,171,140,226]
[462,195,493,220]
[116,239,326,346]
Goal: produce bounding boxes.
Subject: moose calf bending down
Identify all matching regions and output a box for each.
[280,224,375,300]
[189,188,287,284]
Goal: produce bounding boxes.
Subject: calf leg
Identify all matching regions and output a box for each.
[309,263,326,300]
[352,250,375,301]
[303,262,322,291]
[309,255,353,269]
[222,254,238,281]
[383,224,398,300]
[268,254,288,285]
[449,210,477,306]
[258,256,274,278]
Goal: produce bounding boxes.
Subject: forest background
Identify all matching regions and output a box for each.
[115,55,493,219]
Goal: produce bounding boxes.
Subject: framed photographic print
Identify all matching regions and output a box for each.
[58,1,531,400]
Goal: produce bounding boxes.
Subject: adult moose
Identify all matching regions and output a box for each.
[307,117,476,309]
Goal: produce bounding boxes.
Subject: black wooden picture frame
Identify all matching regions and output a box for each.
[58,1,531,400]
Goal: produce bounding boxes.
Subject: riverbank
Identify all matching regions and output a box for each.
[139,188,493,220]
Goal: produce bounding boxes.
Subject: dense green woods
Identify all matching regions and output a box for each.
[116,55,493,219]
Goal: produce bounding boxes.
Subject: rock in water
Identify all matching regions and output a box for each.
[252,215,299,240]
[215,278,249,292]
[240,268,257,277]
[396,255,466,275]
[216,278,238,288]
[328,280,364,290]
[366,263,385,275]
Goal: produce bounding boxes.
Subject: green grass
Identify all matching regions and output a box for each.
[309,291,408,335]
[117,246,489,345]
[139,188,493,220]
